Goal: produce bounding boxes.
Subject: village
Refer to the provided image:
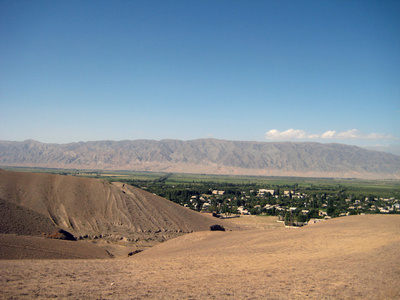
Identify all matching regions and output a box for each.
[183,188,400,226]
[127,178,400,226]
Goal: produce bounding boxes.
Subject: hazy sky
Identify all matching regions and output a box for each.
[1,0,399,149]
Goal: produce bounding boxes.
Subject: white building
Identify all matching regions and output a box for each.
[258,189,274,196]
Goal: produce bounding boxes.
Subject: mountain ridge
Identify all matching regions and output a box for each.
[1,139,399,179]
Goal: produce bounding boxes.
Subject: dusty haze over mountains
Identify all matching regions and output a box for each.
[1,139,399,179]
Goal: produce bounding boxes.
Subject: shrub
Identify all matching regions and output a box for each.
[43,229,77,241]
[210,224,225,231]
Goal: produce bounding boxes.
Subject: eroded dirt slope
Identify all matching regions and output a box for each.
[0,169,234,243]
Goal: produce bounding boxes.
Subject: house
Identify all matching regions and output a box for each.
[318,211,328,217]
[264,204,273,210]
[258,189,274,196]
[202,203,211,209]
[237,206,250,215]
[308,218,324,225]
[212,190,225,195]
[292,193,305,199]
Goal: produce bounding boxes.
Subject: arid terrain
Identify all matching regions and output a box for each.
[0,170,399,299]
[0,215,399,299]
[0,169,234,255]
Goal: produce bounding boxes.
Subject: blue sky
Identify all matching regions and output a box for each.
[1,0,399,152]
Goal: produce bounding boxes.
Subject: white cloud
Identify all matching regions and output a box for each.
[336,129,360,139]
[320,130,336,139]
[265,129,307,139]
[265,129,398,141]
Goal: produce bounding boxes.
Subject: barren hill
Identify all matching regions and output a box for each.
[1,215,399,299]
[0,169,233,244]
[0,198,58,236]
[0,234,112,259]
[1,139,400,178]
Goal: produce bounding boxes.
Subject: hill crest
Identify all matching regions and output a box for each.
[0,169,233,243]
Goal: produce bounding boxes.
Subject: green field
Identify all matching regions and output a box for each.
[2,166,399,198]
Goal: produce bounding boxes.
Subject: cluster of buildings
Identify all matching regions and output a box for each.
[184,187,399,223]
[345,197,400,214]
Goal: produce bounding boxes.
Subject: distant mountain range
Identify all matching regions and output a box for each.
[1,139,399,179]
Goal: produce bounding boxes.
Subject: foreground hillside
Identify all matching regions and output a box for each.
[0,169,233,250]
[0,234,112,259]
[1,215,399,299]
[1,139,399,178]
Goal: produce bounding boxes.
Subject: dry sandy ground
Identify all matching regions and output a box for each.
[225,215,284,230]
[1,215,399,299]
[0,234,111,260]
